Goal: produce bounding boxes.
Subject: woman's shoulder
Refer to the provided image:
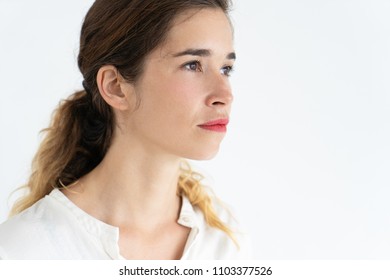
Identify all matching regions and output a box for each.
[0,193,75,259]
[0,197,51,258]
[0,189,117,260]
[0,197,48,233]
[0,198,58,259]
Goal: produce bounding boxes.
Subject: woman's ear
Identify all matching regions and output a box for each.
[96,65,134,111]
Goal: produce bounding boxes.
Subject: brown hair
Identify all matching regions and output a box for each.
[11,0,236,244]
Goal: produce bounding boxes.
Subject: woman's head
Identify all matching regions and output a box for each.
[77,0,234,164]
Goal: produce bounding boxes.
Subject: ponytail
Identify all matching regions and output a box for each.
[10,89,113,215]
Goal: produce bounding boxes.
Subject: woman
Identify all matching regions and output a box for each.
[0,0,250,259]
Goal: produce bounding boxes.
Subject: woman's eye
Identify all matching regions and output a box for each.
[183,60,202,72]
[220,65,234,76]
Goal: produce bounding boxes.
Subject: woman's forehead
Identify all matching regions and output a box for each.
[156,8,234,57]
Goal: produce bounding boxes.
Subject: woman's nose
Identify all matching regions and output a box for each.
[205,74,234,107]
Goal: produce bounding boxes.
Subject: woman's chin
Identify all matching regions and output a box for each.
[185,148,220,161]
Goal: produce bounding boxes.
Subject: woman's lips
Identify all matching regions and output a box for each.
[198,118,229,133]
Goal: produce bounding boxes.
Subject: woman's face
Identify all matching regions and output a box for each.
[123,8,235,160]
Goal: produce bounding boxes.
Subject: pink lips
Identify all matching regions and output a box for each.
[198,118,229,133]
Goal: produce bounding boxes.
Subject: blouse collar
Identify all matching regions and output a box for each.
[48,188,201,259]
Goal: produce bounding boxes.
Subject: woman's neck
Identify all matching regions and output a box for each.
[62,135,183,232]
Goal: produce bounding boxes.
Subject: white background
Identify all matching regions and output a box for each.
[0,0,389,259]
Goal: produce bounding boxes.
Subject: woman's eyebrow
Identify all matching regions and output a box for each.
[172,48,236,60]
[227,52,236,60]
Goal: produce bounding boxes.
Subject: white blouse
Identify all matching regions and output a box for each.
[0,189,251,259]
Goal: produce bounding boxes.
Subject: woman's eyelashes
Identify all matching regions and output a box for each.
[220,65,234,77]
[183,60,202,72]
[182,60,234,77]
